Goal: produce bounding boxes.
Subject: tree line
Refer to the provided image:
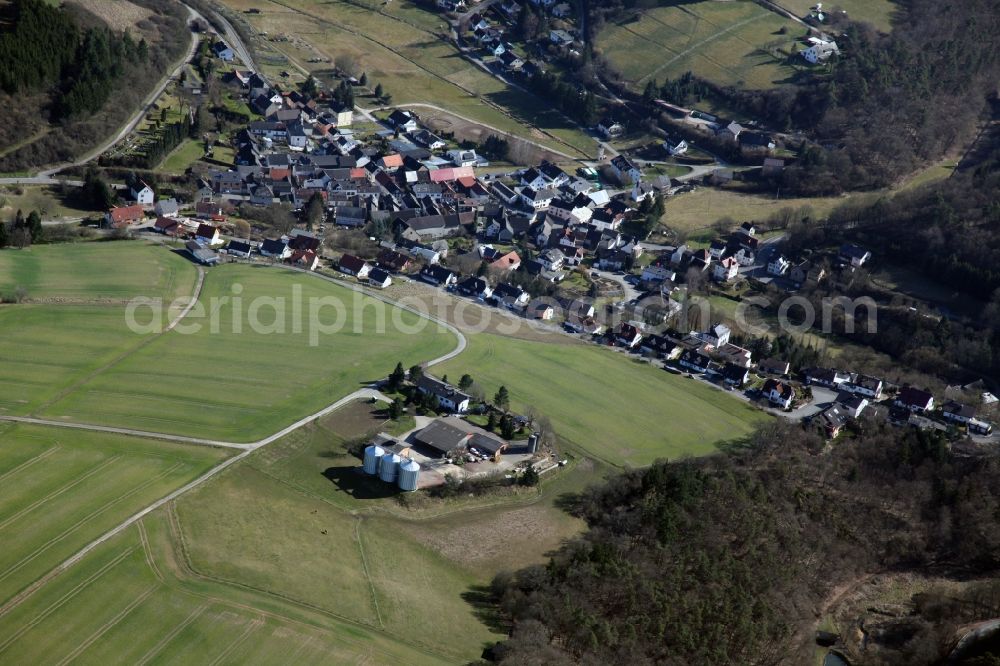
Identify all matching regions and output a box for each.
[484,419,1000,665]
[0,0,149,121]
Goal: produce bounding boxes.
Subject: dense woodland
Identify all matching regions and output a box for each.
[486,421,1000,665]
[0,0,189,172]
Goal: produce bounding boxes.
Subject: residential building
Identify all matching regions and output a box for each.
[767,255,791,276]
[609,155,641,183]
[416,375,472,413]
[839,243,871,267]
[679,349,713,374]
[338,253,371,278]
[762,378,794,409]
[895,387,935,413]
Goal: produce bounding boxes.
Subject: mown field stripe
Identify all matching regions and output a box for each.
[0,455,122,532]
[53,584,159,666]
[134,603,208,666]
[0,463,184,587]
[0,547,136,653]
[0,446,59,485]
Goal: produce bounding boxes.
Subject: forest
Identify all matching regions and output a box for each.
[486,420,1000,665]
[0,0,148,120]
[0,0,189,172]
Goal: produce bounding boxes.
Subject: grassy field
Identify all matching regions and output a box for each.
[158,138,207,174]
[0,422,229,607]
[662,187,853,234]
[597,1,802,91]
[0,242,198,302]
[779,0,898,32]
[0,184,101,221]
[0,513,454,665]
[216,0,596,158]
[37,264,457,440]
[435,333,769,467]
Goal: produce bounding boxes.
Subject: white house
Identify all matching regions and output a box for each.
[664,139,688,156]
[895,387,935,413]
[702,323,730,348]
[597,117,624,138]
[712,256,738,282]
[767,255,791,276]
[447,149,479,167]
[802,38,839,64]
[763,379,794,409]
[131,180,154,206]
[416,375,471,413]
[153,198,179,218]
[610,155,641,184]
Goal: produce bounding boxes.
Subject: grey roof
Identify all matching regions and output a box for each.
[413,419,470,455]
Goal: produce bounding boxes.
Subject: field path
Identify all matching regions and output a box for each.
[0,266,466,618]
[29,266,206,417]
[637,11,771,85]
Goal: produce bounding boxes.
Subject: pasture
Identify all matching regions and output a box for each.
[0,241,198,302]
[435,333,769,467]
[597,1,801,90]
[661,187,853,234]
[0,513,453,665]
[37,264,458,440]
[778,0,898,32]
[0,422,228,607]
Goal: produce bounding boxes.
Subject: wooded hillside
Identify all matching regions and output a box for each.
[487,421,1000,665]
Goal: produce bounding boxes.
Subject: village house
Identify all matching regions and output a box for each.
[679,349,714,374]
[153,216,180,235]
[768,255,791,276]
[616,323,643,349]
[844,374,884,399]
[366,267,393,289]
[839,394,869,418]
[596,117,624,138]
[260,238,291,260]
[338,254,371,278]
[722,363,750,387]
[457,276,493,300]
[802,37,839,64]
[712,256,739,282]
[416,375,472,414]
[153,198,179,218]
[609,155,642,183]
[758,358,791,376]
[419,264,459,287]
[225,240,252,258]
[895,387,935,413]
[106,205,144,228]
[195,223,220,245]
[376,249,413,273]
[839,243,871,267]
[805,367,851,388]
[529,300,555,320]
[817,404,849,438]
[762,378,794,409]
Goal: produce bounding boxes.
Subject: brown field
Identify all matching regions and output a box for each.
[68,0,152,32]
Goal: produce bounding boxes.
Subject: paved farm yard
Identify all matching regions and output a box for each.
[436,333,770,467]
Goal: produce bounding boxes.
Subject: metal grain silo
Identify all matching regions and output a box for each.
[363,445,384,475]
[397,459,420,492]
[378,453,401,483]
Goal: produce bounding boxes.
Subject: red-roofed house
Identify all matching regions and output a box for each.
[153,216,180,235]
[196,201,222,218]
[379,154,404,171]
[269,168,291,181]
[289,249,319,270]
[105,205,145,228]
[490,250,521,272]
